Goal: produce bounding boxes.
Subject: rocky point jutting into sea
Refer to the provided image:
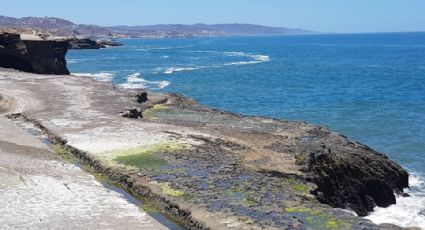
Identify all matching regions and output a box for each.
[0,34,418,229]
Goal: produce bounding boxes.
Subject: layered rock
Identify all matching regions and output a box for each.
[0,33,69,75]
[67,38,104,49]
[96,39,123,47]
[67,38,123,49]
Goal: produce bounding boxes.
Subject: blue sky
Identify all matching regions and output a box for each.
[1,0,424,33]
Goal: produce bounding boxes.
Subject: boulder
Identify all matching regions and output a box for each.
[136,92,148,104]
[122,109,142,119]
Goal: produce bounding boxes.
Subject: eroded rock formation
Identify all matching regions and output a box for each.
[67,38,104,49]
[0,33,69,74]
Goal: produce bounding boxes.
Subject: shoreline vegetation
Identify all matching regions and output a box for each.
[0,54,415,229]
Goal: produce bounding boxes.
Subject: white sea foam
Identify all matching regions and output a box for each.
[366,174,425,229]
[137,45,191,52]
[118,72,169,89]
[72,72,115,82]
[164,67,201,74]
[224,54,270,66]
[161,51,270,75]
[67,59,78,64]
[195,51,270,66]
[127,72,143,82]
[157,81,170,89]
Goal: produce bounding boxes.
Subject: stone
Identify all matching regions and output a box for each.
[122,109,142,119]
[136,92,148,104]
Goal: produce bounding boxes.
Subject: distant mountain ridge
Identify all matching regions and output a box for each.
[0,15,317,38]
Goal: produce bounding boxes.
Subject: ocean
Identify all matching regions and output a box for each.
[67,32,425,228]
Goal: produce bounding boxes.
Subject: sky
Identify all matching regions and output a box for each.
[1,0,425,33]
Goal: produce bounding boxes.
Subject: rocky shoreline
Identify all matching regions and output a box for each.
[0,68,417,229]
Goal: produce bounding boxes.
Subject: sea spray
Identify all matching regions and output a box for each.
[366,174,425,228]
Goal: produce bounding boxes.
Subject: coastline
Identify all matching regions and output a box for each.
[0,68,415,229]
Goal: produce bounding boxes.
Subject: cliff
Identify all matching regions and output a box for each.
[0,68,412,229]
[0,33,69,75]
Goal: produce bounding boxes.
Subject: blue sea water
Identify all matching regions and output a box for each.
[67,33,425,227]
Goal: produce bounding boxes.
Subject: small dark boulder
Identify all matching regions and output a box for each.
[122,109,142,119]
[136,92,148,104]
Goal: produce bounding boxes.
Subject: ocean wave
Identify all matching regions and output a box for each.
[72,72,115,82]
[164,67,201,74]
[136,45,192,52]
[118,72,170,89]
[136,47,173,51]
[365,173,425,229]
[160,51,270,75]
[224,55,270,66]
[194,50,270,66]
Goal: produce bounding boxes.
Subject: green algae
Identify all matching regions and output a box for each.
[112,142,191,170]
[284,207,321,216]
[142,104,168,119]
[306,216,314,223]
[161,183,184,197]
[181,193,196,201]
[284,207,352,230]
[140,203,159,213]
[283,177,310,194]
[325,220,339,229]
[51,144,76,162]
[227,185,258,206]
[114,153,166,170]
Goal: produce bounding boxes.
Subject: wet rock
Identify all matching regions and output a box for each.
[305,133,409,216]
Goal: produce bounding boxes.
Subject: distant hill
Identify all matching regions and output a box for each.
[0,15,318,39]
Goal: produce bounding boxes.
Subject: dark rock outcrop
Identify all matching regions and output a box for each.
[297,130,409,216]
[96,39,122,47]
[67,38,104,49]
[122,109,142,119]
[136,92,148,104]
[0,33,69,75]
